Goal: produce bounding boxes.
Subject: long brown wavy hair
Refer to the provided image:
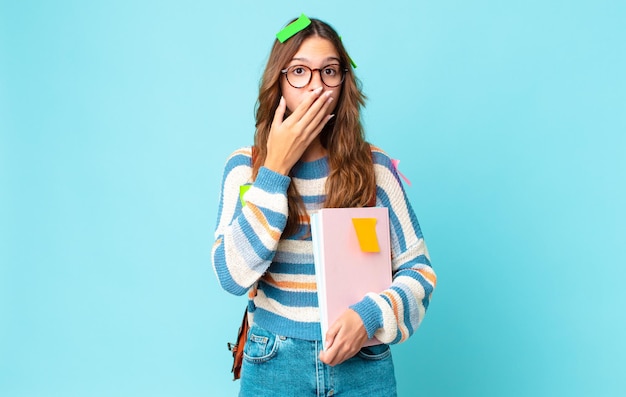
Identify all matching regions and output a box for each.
[253,17,376,236]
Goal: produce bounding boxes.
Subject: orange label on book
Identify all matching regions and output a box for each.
[351,218,380,252]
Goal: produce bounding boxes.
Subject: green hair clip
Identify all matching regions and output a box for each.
[340,36,358,69]
[276,14,357,69]
[276,14,311,43]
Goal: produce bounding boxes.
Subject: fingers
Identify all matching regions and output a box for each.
[319,321,339,365]
[318,309,369,366]
[298,90,335,130]
[289,88,334,131]
[289,86,324,121]
[324,322,339,350]
[282,90,335,151]
[318,349,334,366]
[271,96,286,130]
[319,342,345,367]
[264,88,335,175]
[322,340,359,367]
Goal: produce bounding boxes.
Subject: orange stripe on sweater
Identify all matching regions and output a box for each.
[382,291,407,341]
[248,285,258,299]
[369,144,384,154]
[263,274,317,291]
[416,268,437,287]
[246,202,281,241]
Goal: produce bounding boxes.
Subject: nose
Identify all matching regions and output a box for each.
[308,69,324,91]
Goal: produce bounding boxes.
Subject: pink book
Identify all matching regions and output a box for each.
[310,207,392,350]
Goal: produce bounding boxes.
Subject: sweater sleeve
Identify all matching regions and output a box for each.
[349,147,437,344]
[211,147,291,295]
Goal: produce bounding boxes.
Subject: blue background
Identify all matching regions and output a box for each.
[1,0,625,396]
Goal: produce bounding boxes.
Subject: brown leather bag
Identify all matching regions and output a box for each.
[227,308,249,380]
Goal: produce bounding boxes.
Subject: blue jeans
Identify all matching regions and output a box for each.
[239,324,397,397]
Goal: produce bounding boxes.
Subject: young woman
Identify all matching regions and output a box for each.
[212,15,437,396]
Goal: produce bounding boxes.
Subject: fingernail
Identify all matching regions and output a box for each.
[325,91,333,97]
[314,87,323,94]
[328,114,335,119]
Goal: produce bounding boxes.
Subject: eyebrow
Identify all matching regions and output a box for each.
[290,56,341,64]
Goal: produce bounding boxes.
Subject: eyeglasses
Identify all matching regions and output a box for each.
[281,64,347,88]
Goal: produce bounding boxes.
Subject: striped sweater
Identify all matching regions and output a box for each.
[212,145,436,344]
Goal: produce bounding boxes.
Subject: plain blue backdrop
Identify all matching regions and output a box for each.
[1,0,625,396]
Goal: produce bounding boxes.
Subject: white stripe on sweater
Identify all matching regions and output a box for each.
[374,163,420,251]
[215,164,251,239]
[244,185,288,215]
[366,292,399,344]
[266,273,318,291]
[223,221,265,287]
[292,176,327,197]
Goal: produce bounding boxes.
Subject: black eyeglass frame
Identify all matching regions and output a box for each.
[280,64,349,89]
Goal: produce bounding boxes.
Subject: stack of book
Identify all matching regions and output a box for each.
[310,207,392,349]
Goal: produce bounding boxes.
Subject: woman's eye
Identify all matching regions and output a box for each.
[292,67,306,76]
[323,67,337,76]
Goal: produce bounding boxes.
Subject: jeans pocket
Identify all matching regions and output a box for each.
[243,325,280,364]
[357,344,391,361]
